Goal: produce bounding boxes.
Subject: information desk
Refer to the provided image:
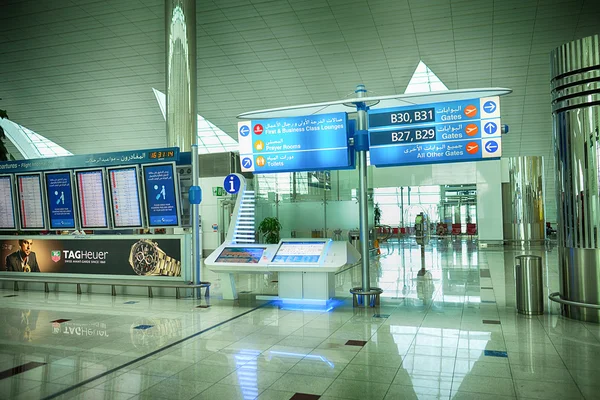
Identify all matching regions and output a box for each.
[204,239,360,304]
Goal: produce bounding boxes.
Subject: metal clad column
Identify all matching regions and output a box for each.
[355,86,370,293]
[502,156,546,244]
[551,34,600,322]
[166,0,197,151]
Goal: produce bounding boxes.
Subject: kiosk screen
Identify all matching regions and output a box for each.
[75,169,109,229]
[45,171,76,230]
[16,173,46,230]
[0,175,17,230]
[215,247,265,263]
[107,166,143,228]
[272,241,327,263]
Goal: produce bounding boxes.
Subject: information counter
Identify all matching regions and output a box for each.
[205,238,360,304]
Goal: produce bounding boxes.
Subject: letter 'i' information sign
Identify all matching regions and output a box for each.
[368,97,502,167]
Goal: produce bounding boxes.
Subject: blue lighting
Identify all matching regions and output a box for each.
[269,351,335,368]
[275,299,343,312]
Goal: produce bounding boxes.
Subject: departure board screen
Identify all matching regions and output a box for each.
[142,163,180,227]
[0,175,17,230]
[44,171,76,230]
[107,166,143,228]
[272,241,327,264]
[75,169,109,229]
[16,173,46,230]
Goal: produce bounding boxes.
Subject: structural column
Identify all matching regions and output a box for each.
[166,0,197,151]
[551,34,600,322]
[501,156,545,244]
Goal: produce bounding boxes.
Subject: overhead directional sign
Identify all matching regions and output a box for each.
[368,96,502,167]
[238,113,352,173]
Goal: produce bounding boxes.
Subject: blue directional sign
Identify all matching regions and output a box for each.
[224,174,241,194]
[483,121,497,135]
[483,100,497,113]
[369,96,502,167]
[237,113,352,173]
[239,125,250,137]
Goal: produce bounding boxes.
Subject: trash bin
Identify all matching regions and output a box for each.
[515,255,544,315]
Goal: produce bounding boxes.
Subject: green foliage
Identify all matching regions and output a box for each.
[257,217,282,244]
[0,108,8,161]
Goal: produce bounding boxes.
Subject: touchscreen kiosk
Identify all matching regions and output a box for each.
[215,247,266,263]
[142,162,180,227]
[272,240,328,264]
[15,172,46,230]
[44,171,76,230]
[0,175,17,230]
[75,168,109,229]
[107,166,143,228]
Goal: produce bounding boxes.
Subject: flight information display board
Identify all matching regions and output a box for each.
[142,162,180,227]
[15,173,46,230]
[44,171,76,230]
[75,169,109,229]
[107,166,143,228]
[215,247,266,263]
[272,240,328,264]
[0,175,17,230]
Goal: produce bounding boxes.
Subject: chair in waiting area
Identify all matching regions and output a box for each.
[451,224,462,238]
[466,223,477,239]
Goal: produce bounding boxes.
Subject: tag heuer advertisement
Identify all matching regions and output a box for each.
[0,237,181,276]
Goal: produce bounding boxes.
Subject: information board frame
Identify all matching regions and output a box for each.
[74,168,111,230]
[43,170,78,231]
[15,172,47,231]
[106,165,144,229]
[141,162,181,228]
[0,174,18,231]
[271,238,331,265]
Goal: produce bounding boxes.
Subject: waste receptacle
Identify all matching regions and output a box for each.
[515,255,544,315]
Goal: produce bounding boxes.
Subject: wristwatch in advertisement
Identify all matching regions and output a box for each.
[128,239,181,276]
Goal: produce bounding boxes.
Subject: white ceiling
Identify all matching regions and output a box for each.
[1,0,599,218]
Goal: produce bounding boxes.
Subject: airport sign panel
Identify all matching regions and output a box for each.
[368,96,501,167]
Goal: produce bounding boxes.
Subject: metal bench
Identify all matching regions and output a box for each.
[0,277,211,299]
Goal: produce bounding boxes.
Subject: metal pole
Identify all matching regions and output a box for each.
[355,85,370,293]
[191,144,200,290]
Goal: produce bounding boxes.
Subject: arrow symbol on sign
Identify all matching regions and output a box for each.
[485,141,498,152]
[484,122,497,134]
[483,101,497,113]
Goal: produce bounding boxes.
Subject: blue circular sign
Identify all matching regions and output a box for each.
[483,101,497,113]
[224,174,241,194]
[484,121,498,134]
[241,157,253,169]
[485,140,499,153]
[239,125,250,137]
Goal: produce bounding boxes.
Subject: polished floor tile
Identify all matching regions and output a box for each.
[0,241,598,400]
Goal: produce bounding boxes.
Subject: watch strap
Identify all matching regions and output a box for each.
[153,251,181,276]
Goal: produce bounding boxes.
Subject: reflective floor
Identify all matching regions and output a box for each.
[1,239,598,400]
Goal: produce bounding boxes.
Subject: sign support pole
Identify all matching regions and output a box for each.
[355,86,371,294]
[191,144,201,294]
[349,85,383,307]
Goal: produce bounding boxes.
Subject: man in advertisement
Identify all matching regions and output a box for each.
[5,239,41,272]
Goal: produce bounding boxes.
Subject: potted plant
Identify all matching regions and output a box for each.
[257,217,282,244]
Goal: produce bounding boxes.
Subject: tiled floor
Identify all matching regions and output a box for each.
[0,239,597,399]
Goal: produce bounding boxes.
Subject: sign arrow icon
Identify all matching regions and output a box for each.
[484,122,497,134]
[483,101,497,113]
[485,141,499,153]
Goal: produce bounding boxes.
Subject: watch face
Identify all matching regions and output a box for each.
[131,241,158,275]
